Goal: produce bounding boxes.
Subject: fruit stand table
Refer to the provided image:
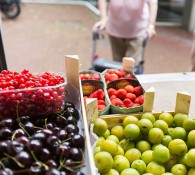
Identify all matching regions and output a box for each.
[136,72,195,116]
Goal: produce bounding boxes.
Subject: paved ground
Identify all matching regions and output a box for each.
[1,2,194,74]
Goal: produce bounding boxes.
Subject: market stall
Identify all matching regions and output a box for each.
[0,55,195,175]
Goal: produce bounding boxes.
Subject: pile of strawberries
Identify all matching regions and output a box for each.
[80,69,144,111]
[108,84,144,108]
[79,73,100,81]
[104,69,134,84]
[83,89,106,110]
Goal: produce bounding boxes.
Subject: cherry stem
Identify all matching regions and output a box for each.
[3,152,25,168]
[0,160,5,169]
[45,118,48,129]
[13,169,29,174]
[18,123,30,137]
[30,151,49,171]
[11,130,18,141]
[58,157,65,170]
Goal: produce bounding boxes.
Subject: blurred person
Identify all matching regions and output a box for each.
[93,0,158,73]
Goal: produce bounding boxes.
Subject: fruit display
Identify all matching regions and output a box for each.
[0,101,85,174]
[92,112,195,175]
[80,68,144,115]
[0,70,66,117]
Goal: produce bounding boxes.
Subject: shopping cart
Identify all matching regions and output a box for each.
[90,28,146,74]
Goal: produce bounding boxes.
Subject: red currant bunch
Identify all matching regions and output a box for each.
[0,69,66,117]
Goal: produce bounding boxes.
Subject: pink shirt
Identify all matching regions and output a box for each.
[106,0,158,38]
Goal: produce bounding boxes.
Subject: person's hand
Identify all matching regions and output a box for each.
[146,25,156,39]
[92,18,108,32]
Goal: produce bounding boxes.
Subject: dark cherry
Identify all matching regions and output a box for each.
[6,140,24,156]
[64,102,75,110]
[46,168,61,175]
[60,171,68,175]
[13,128,26,138]
[23,122,35,135]
[66,116,76,125]
[62,141,71,147]
[46,122,55,130]
[0,141,8,155]
[71,134,84,148]
[40,129,53,137]
[0,127,12,140]
[39,148,52,162]
[70,148,83,161]
[0,118,14,128]
[64,159,75,168]
[31,132,47,144]
[66,124,78,134]
[57,129,68,140]
[64,107,79,121]
[56,116,66,127]
[29,161,44,175]
[52,127,60,135]
[0,168,13,175]
[15,136,29,145]
[27,139,43,153]
[15,151,32,168]
[45,159,58,168]
[56,145,70,158]
[47,136,61,149]
[16,116,29,124]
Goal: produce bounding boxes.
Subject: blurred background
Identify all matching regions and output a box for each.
[0,0,195,74]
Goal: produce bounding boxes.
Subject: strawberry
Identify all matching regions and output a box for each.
[89,89,105,100]
[98,105,106,110]
[106,80,110,85]
[135,95,144,105]
[108,69,115,74]
[123,98,133,108]
[95,89,105,100]
[125,85,134,93]
[125,74,133,79]
[109,74,118,81]
[116,89,127,99]
[92,73,100,81]
[126,93,136,102]
[120,70,127,77]
[98,100,106,105]
[89,93,94,98]
[79,74,85,80]
[138,95,144,104]
[134,86,143,96]
[84,74,91,80]
[114,70,122,78]
[104,73,110,81]
[107,88,117,97]
[110,95,117,100]
[111,98,124,107]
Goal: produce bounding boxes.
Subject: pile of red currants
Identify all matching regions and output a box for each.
[0,102,85,175]
[0,69,66,117]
